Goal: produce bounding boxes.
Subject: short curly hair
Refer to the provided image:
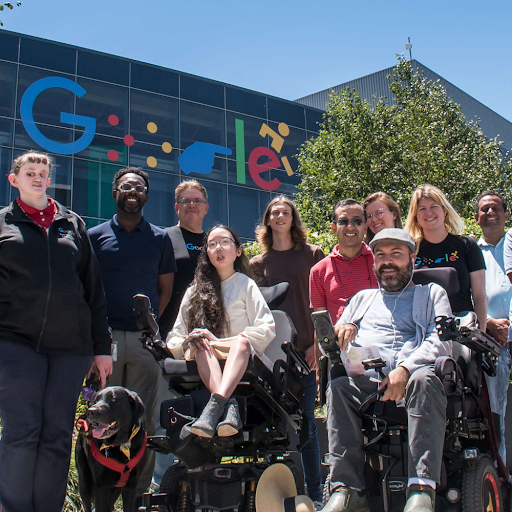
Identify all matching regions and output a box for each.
[112,167,150,193]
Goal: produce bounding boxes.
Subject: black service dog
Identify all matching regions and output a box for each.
[75,386,147,512]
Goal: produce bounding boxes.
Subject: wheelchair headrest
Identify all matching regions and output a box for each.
[259,282,289,310]
[412,267,460,296]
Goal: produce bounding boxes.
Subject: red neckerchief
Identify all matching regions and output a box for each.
[17,198,56,228]
[77,419,147,487]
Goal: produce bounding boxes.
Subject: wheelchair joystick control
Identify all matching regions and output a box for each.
[362,358,387,380]
[311,310,341,364]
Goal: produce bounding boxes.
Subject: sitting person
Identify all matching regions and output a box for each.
[167,225,275,438]
[323,228,452,512]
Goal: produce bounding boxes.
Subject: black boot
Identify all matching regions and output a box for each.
[190,393,227,438]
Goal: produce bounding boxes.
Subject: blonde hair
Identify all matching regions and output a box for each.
[256,196,307,253]
[174,179,208,203]
[405,184,464,244]
[363,191,402,242]
[11,152,53,176]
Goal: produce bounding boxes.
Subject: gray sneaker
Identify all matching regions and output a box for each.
[190,393,227,438]
[321,486,370,512]
[217,398,242,437]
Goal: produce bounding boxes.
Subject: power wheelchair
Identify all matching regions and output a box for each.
[132,284,312,512]
[313,267,511,512]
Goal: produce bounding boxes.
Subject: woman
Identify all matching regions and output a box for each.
[363,191,402,242]
[0,152,112,512]
[405,184,487,328]
[167,225,275,438]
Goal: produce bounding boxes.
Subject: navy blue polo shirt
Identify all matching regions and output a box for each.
[88,216,177,331]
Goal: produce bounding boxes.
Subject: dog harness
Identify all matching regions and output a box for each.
[77,419,147,487]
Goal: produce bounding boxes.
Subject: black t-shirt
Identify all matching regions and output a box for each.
[159,225,205,336]
[416,234,485,314]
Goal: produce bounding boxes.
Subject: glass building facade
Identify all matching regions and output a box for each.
[0,31,323,240]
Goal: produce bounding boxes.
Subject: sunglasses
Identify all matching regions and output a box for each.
[337,217,363,227]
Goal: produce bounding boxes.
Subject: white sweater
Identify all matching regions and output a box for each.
[167,272,276,360]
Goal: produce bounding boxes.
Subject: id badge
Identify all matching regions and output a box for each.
[111,341,118,362]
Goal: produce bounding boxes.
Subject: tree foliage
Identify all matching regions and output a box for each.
[296,56,512,235]
[0,1,21,27]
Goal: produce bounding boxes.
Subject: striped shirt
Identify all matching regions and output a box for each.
[309,243,378,323]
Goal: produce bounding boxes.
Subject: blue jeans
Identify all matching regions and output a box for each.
[301,370,322,502]
[486,348,511,463]
[0,340,92,512]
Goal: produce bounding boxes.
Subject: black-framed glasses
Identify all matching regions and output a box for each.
[367,208,387,221]
[207,237,235,251]
[118,183,147,194]
[178,198,206,205]
[337,217,363,227]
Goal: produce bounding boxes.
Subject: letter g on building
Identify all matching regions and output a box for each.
[20,77,96,155]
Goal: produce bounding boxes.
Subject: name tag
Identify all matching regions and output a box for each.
[111,341,118,362]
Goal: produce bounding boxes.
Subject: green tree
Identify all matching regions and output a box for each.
[0,1,21,26]
[296,56,512,236]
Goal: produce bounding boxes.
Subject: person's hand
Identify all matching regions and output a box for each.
[87,355,113,389]
[305,345,318,371]
[334,323,358,351]
[185,328,217,352]
[379,367,409,401]
[487,317,510,348]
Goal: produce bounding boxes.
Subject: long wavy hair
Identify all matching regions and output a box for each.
[363,192,402,242]
[405,184,464,244]
[255,195,307,252]
[187,225,250,337]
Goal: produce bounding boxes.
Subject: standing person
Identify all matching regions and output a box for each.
[154,179,208,488]
[363,191,402,242]
[477,191,512,464]
[405,184,487,329]
[310,199,378,325]
[159,180,209,336]
[0,152,112,512]
[88,167,176,497]
[250,196,325,505]
[167,225,275,437]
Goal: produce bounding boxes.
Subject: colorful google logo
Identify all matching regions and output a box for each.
[20,77,295,191]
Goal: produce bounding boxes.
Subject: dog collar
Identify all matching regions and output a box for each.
[100,425,141,459]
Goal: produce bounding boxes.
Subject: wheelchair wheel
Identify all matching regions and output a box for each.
[462,456,502,512]
[159,463,191,512]
[283,459,306,495]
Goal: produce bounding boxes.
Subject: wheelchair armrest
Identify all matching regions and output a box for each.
[281,341,310,375]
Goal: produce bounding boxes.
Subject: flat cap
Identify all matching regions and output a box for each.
[369,228,416,253]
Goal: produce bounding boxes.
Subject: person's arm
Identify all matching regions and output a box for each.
[470,269,488,331]
[504,230,512,284]
[487,316,510,347]
[166,287,191,359]
[157,273,174,317]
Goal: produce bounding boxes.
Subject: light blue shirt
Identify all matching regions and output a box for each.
[478,235,512,321]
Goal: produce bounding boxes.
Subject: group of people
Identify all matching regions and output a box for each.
[0,150,511,512]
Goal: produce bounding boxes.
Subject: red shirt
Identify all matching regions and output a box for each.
[309,243,378,323]
[16,198,56,229]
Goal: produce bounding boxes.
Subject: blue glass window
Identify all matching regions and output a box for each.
[306,108,324,133]
[0,61,17,118]
[77,51,129,86]
[0,146,11,207]
[129,142,178,175]
[0,32,18,62]
[267,98,305,129]
[131,63,179,97]
[195,179,227,230]
[74,131,128,166]
[180,75,224,108]
[226,87,266,119]
[14,120,73,152]
[228,185,269,240]
[0,117,13,147]
[20,38,75,74]
[226,112,268,165]
[142,171,179,227]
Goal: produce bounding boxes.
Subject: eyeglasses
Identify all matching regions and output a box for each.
[207,237,235,251]
[337,217,363,227]
[118,183,147,194]
[178,198,206,205]
[367,208,388,221]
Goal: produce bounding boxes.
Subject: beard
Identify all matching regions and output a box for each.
[117,195,143,214]
[375,259,413,292]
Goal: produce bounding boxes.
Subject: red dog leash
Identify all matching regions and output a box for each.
[77,419,147,487]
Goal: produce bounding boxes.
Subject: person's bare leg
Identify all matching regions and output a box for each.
[217,337,251,398]
[195,348,223,393]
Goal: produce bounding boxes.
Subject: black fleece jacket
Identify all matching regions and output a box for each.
[0,200,111,355]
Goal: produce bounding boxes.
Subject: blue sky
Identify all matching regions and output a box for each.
[3,0,511,126]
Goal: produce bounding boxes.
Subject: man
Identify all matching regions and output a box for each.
[88,167,177,496]
[478,191,512,464]
[323,228,452,512]
[250,195,325,504]
[159,179,209,336]
[153,179,209,488]
[310,199,378,324]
